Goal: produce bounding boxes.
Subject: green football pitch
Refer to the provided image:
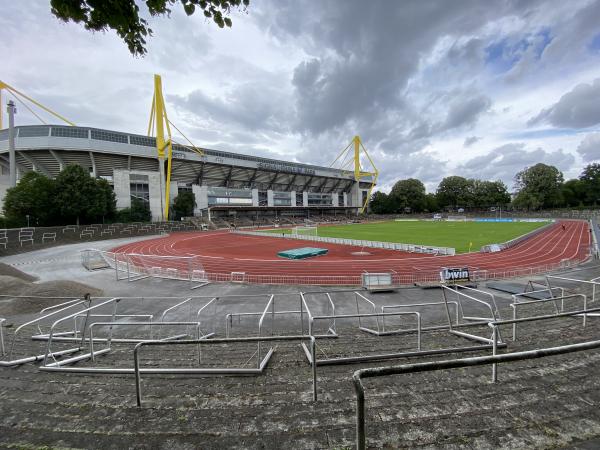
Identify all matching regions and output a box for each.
[267,220,549,253]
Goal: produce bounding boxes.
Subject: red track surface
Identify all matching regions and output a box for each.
[111,220,591,285]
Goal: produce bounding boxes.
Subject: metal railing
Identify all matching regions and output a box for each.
[353,334,600,450]
[302,290,505,367]
[87,321,205,363]
[509,293,587,341]
[133,335,317,407]
[441,285,501,345]
[0,318,5,356]
[1,297,90,366]
[42,298,121,367]
[381,301,460,334]
[546,275,600,308]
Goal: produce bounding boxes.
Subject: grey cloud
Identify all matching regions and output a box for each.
[267,0,540,136]
[577,133,600,162]
[443,94,491,130]
[529,78,600,128]
[458,143,575,188]
[292,59,321,89]
[464,136,481,147]
[169,79,292,134]
[540,0,600,66]
[376,152,449,192]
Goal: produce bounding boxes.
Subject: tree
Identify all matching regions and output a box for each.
[561,179,586,207]
[2,172,58,226]
[55,165,117,224]
[117,198,152,222]
[50,0,250,56]
[471,180,511,208]
[370,191,394,214]
[513,163,564,210]
[580,163,600,206]
[424,193,439,212]
[89,178,117,222]
[172,191,196,219]
[436,176,474,209]
[390,178,427,212]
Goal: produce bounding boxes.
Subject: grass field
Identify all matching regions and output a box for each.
[267,220,549,253]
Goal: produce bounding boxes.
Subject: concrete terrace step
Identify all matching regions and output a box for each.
[3,302,600,449]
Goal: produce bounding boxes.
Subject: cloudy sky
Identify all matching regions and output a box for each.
[1,0,599,192]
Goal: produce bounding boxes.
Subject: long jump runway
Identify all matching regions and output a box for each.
[111,220,591,284]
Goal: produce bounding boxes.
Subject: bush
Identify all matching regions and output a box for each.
[116,198,151,223]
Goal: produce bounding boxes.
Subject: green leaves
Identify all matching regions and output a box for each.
[514,163,564,210]
[3,165,117,226]
[172,191,196,219]
[49,0,249,56]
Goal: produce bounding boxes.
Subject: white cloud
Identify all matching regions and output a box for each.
[577,133,600,162]
[1,0,599,192]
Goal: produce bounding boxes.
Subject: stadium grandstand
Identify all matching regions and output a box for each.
[0,124,374,222]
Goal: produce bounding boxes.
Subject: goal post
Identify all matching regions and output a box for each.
[447,215,467,222]
[292,226,318,237]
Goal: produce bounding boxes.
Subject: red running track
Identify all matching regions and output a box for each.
[111,220,591,285]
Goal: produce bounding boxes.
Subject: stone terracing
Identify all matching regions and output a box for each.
[2,302,600,449]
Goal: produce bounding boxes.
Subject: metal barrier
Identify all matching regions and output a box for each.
[486,305,600,383]
[0,318,5,356]
[83,249,209,289]
[546,275,600,310]
[133,335,317,407]
[441,285,502,345]
[302,290,506,367]
[87,321,207,362]
[353,336,600,450]
[0,297,90,366]
[381,301,460,334]
[42,298,122,367]
[510,293,587,340]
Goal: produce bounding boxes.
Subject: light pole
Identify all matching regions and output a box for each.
[7,100,17,187]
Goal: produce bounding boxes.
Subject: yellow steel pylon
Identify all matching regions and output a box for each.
[147,75,203,221]
[0,80,75,128]
[330,135,378,214]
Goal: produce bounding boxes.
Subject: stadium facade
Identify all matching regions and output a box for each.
[0,125,373,221]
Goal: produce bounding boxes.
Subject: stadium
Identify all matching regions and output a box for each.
[2,27,600,450]
[0,124,372,223]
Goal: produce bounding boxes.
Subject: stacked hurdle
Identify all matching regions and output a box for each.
[19,228,34,247]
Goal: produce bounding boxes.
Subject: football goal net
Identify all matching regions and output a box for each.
[292,226,318,237]
[447,215,467,222]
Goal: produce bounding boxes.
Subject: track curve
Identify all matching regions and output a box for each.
[111,220,591,285]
